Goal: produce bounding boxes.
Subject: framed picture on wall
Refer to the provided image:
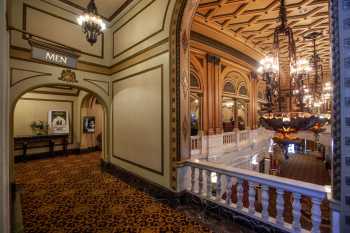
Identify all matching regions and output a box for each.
[48,110,70,134]
[83,116,95,133]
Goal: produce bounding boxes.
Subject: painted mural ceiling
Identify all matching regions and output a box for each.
[195,0,330,79]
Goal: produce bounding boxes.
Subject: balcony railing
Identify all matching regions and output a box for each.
[191,128,273,157]
[177,159,331,233]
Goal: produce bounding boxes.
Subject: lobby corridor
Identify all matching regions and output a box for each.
[15,153,214,233]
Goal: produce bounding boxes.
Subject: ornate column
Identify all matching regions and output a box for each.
[250,72,258,129]
[207,54,221,135]
[331,0,349,232]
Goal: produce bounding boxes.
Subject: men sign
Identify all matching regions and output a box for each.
[29,39,79,68]
[32,46,77,68]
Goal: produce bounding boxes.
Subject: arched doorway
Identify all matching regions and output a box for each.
[10,81,111,165]
[169,0,339,209]
[10,79,111,231]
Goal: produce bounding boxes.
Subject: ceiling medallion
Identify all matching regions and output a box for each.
[77,0,106,46]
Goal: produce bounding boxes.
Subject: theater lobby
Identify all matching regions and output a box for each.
[0,0,350,233]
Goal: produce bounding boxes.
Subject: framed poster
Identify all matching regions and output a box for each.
[48,110,70,134]
[83,116,95,133]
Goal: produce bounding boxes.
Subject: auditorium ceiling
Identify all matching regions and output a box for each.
[194,0,330,77]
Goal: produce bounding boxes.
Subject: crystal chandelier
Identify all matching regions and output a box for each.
[291,58,312,112]
[257,55,279,75]
[290,58,312,76]
[258,0,328,141]
[257,0,297,112]
[257,55,279,113]
[77,0,106,46]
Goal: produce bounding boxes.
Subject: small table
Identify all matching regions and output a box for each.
[14,134,69,161]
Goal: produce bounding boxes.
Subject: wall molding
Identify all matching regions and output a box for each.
[56,0,134,22]
[10,67,52,87]
[111,64,164,175]
[112,0,171,58]
[191,31,258,67]
[22,3,104,59]
[10,38,169,76]
[83,79,110,96]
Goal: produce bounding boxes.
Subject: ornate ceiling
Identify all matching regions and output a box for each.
[194,0,330,81]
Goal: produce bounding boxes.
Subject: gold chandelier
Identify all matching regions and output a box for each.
[77,0,106,46]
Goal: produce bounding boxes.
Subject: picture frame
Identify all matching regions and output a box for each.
[48,110,70,134]
[83,116,95,133]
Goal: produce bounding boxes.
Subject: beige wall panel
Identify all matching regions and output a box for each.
[24,5,102,58]
[111,0,174,64]
[113,0,168,56]
[113,67,162,173]
[8,0,110,65]
[111,52,169,188]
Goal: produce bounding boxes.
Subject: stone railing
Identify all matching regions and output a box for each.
[177,159,331,233]
[190,135,201,156]
[223,132,236,145]
[191,136,201,150]
[191,128,273,158]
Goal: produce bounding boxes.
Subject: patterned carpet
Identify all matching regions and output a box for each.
[15,153,214,233]
[15,153,254,233]
[278,154,331,185]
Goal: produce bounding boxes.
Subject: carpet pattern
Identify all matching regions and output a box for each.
[15,153,214,233]
[278,154,331,185]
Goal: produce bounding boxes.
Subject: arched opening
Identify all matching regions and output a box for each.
[10,82,110,232]
[11,83,110,164]
[171,0,336,232]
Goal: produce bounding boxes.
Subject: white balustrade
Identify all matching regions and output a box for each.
[216,173,222,201]
[198,168,204,195]
[311,197,322,233]
[191,128,274,156]
[191,136,201,151]
[292,192,302,232]
[248,182,256,214]
[261,185,270,221]
[226,176,233,206]
[177,159,328,233]
[236,178,243,210]
[276,188,284,227]
[223,132,236,144]
[206,170,212,198]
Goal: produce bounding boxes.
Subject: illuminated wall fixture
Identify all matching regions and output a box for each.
[77,0,106,46]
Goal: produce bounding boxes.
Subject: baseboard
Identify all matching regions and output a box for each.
[14,147,100,163]
[79,146,100,154]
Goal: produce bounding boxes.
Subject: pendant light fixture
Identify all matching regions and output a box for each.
[77,0,106,46]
